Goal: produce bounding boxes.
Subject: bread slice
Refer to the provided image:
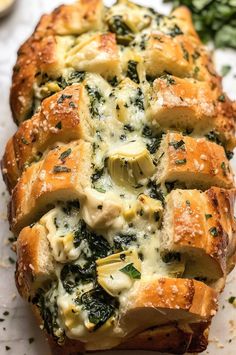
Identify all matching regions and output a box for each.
[10,141,92,234]
[161,187,236,286]
[148,77,235,149]
[155,132,234,190]
[16,224,55,299]
[2,85,93,191]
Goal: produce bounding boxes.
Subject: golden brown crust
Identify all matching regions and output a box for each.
[10,141,92,234]
[148,76,235,149]
[16,224,55,299]
[125,278,217,323]
[163,187,236,282]
[157,132,234,189]
[3,84,92,191]
[47,322,209,354]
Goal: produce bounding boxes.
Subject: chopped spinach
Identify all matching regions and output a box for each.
[73,220,112,259]
[55,121,62,130]
[108,15,134,45]
[85,85,105,118]
[130,88,145,110]
[127,60,140,84]
[209,226,219,237]
[91,168,104,183]
[108,76,119,87]
[32,289,60,340]
[226,151,234,160]
[67,71,85,85]
[167,24,183,37]
[80,287,117,330]
[147,180,165,205]
[61,263,95,294]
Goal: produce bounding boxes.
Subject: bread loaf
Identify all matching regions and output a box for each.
[2,0,236,353]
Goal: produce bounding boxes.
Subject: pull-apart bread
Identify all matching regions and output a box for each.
[2,0,236,353]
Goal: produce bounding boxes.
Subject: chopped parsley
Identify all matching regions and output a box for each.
[218,94,226,102]
[57,94,73,104]
[175,158,187,165]
[21,137,29,145]
[55,121,62,129]
[209,226,219,237]
[205,214,212,220]
[53,166,71,173]
[169,140,185,150]
[59,148,72,162]
[167,24,183,37]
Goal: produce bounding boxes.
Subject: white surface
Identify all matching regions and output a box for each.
[0,1,236,354]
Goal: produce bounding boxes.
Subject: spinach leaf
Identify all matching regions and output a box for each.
[120,263,141,279]
[127,60,140,84]
[81,287,117,330]
[60,263,95,294]
[147,180,165,205]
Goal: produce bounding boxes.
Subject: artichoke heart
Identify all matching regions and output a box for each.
[108,141,155,186]
[96,250,141,296]
[60,304,82,330]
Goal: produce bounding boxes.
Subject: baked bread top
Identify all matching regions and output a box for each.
[2,0,236,353]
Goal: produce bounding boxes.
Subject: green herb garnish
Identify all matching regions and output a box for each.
[59,148,72,162]
[205,214,212,220]
[120,263,141,279]
[209,226,219,237]
[53,166,71,173]
[169,140,185,150]
[175,158,187,165]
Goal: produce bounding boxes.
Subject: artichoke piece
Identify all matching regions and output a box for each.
[59,302,82,330]
[96,250,141,296]
[123,194,163,225]
[161,252,186,278]
[108,141,155,186]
